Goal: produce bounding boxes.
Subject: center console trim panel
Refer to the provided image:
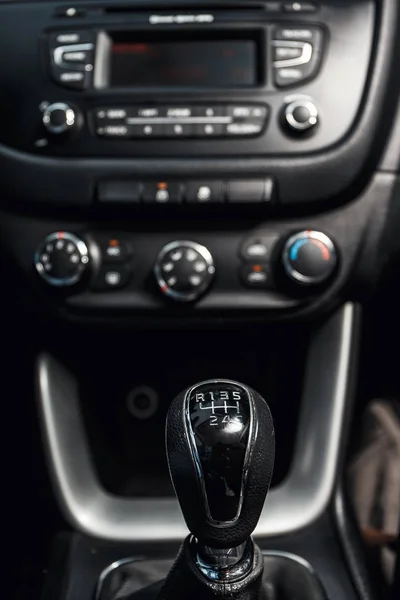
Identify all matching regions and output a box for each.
[36,302,360,541]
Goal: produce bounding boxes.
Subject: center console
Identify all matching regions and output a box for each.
[3,0,400,599]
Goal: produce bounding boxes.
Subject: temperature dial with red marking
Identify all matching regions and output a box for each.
[154,241,215,302]
[282,230,337,286]
[35,231,90,287]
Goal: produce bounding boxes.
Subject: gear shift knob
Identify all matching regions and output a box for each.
[166,380,275,550]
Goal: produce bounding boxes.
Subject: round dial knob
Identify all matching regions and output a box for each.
[154,241,215,302]
[284,100,318,132]
[35,231,90,287]
[282,230,337,286]
[42,102,77,135]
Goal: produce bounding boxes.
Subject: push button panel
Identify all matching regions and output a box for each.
[97,179,275,205]
[93,104,268,139]
[49,31,96,90]
[273,26,323,88]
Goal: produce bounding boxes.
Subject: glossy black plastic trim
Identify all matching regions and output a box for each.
[184,380,255,526]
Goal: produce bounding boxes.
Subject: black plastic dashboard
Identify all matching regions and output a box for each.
[1,0,400,322]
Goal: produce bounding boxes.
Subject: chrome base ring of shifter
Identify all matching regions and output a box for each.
[192,536,254,582]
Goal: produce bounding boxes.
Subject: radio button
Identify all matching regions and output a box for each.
[96,108,127,121]
[61,48,93,65]
[98,125,132,137]
[185,181,224,204]
[227,105,267,119]
[275,27,314,41]
[195,123,224,137]
[135,107,165,118]
[274,62,317,87]
[132,124,164,137]
[52,32,94,45]
[56,69,88,89]
[225,121,264,136]
[273,45,303,61]
[194,106,225,118]
[164,123,193,137]
[165,107,193,119]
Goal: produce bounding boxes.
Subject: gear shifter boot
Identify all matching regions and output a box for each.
[157,536,265,600]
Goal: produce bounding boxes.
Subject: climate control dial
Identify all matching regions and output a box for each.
[35,231,90,287]
[282,230,337,286]
[154,241,215,302]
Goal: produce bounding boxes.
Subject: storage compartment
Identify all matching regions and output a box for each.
[54,323,312,498]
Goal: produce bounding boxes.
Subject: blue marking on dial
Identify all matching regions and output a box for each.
[290,238,309,262]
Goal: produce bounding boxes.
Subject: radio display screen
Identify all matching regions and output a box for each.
[109,36,259,88]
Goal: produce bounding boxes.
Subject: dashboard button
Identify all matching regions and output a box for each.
[99,238,133,264]
[185,181,224,203]
[165,106,193,118]
[240,264,275,289]
[273,45,303,61]
[57,69,86,88]
[225,121,264,136]
[142,181,183,203]
[54,45,94,67]
[227,105,267,119]
[164,123,193,137]
[274,66,305,86]
[195,123,224,137]
[134,107,166,118]
[97,181,141,203]
[64,50,92,64]
[51,31,94,45]
[96,108,127,121]
[274,27,314,41]
[97,125,132,137]
[194,106,225,117]
[227,180,274,203]
[241,234,280,261]
[132,123,164,137]
[92,265,131,290]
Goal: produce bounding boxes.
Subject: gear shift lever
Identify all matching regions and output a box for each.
[97,380,326,600]
[165,379,275,588]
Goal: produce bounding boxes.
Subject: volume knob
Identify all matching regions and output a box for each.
[284,100,318,133]
[42,102,79,135]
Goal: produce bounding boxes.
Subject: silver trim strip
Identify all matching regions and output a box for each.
[36,302,359,541]
[126,116,233,125]
[93,32,111,89]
